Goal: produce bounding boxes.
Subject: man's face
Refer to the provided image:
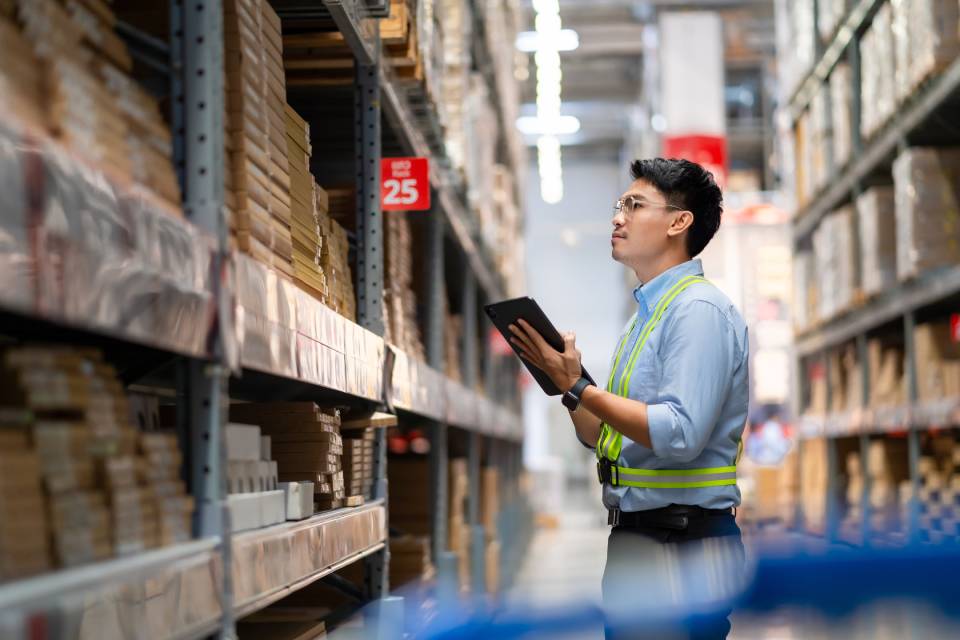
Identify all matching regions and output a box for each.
[611,179,681,268]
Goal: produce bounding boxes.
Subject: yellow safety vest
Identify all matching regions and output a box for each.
[596,275,742,489]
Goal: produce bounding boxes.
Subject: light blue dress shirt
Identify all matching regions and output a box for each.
[601,258,749,511]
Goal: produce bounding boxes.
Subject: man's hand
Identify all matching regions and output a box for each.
[508,319,582,392]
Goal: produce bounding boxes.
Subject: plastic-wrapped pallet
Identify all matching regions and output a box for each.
[790,0,816,94]
[829,62,853,170]
[893,147,960,281]
[856,186,897,297]
[463,73,498,227]
[860,3,896,139]
[813,206,858,320]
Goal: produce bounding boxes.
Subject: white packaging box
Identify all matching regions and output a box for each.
[261,490,286,527]
[227,493,261,532]
[226,423,262,461]
[260,435,271,461]
[281,481,315,520]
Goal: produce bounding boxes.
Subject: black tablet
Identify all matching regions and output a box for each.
[484,297,596,396]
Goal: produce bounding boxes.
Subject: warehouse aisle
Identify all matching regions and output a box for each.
[507,485,607,638]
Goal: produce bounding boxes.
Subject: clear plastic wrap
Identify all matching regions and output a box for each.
[0,122,33,314]
[856,186,897,297]
[230,503,386,612]
[893,147,960,280]
[809,84,831,193]
[234,253,297,377]
[1,541,221,640]
[0,123,214,357]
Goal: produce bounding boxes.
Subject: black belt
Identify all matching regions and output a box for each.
[608,504,733,530]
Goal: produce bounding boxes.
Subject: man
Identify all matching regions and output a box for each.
[509,158,748,639]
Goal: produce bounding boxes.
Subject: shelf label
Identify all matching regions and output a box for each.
[381,157,430,211]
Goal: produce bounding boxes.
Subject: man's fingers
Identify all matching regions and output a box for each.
[510,337,537,362]
[563,332,576,352]
[509,323,539,355]
[518,319,551,351]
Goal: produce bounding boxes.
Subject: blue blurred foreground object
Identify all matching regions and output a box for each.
[406,542,960,640]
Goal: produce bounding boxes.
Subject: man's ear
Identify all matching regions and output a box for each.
[667,210,694,237]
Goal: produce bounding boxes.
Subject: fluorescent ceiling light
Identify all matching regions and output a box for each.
[515,29,579,53]
[516,115,581,136]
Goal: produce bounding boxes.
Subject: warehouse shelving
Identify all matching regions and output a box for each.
[784,0,960,548]
[0,0,527,637]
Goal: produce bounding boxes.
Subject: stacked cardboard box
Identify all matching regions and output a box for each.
[138,433,195,548]
[867,339,906,407]
[481,466,501,594]
[444,310,463,383]
[856,186,897,297]
[439,0,471,176]
[224,422,284,532]
[841,439,910,545]
[384,212,425,359]
[224,0,294,277]
[860,3,896,139]
[891,0,959,104]
[829,61,853,171]
[0,17,47,132]
[317,193,356,322]
[389,535,435,590]
[893,147,960,281]
[388,456,432,536]
[341,431,374,505]
[0,413,50,581]
[448,458,469,591]
[813,206,858,320]
[800,438,828,535]
[230,403,346,511]
[914,322,960,403]
[0,347,193,572]
[7,0,180,209]
[286,104,329,301]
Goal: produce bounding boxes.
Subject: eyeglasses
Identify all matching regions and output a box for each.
[614,195,685,217]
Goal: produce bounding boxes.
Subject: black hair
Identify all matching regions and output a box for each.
[629,158,723,258]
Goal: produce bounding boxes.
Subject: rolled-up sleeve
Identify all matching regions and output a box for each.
[646,300,740,463]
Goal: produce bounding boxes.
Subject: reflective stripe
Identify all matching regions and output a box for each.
[610,465,737,488]
[618,466,737,477]
[597,276,706,463]
[615,478,738,489]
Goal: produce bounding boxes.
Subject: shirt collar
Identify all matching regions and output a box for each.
[633,259,705,315]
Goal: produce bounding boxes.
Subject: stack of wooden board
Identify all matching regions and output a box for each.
[224,0,294,277]
[285,104,329,301]
[384,212,425,359]
[0,414,50,581]
[230,403,349,511]
[0,346,193,578]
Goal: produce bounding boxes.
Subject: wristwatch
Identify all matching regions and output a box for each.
[562,377,594,411]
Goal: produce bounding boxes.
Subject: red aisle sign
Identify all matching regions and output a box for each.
[381,157,430,211]
[662,134,728,191]
[951,313,960,343]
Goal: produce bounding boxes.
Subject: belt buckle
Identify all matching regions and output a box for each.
[597,458,613,484]
[610,509,621,526]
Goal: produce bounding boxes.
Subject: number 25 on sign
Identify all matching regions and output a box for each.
[381,157,430,211]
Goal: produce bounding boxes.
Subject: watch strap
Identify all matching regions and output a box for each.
[569,376,593,399]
